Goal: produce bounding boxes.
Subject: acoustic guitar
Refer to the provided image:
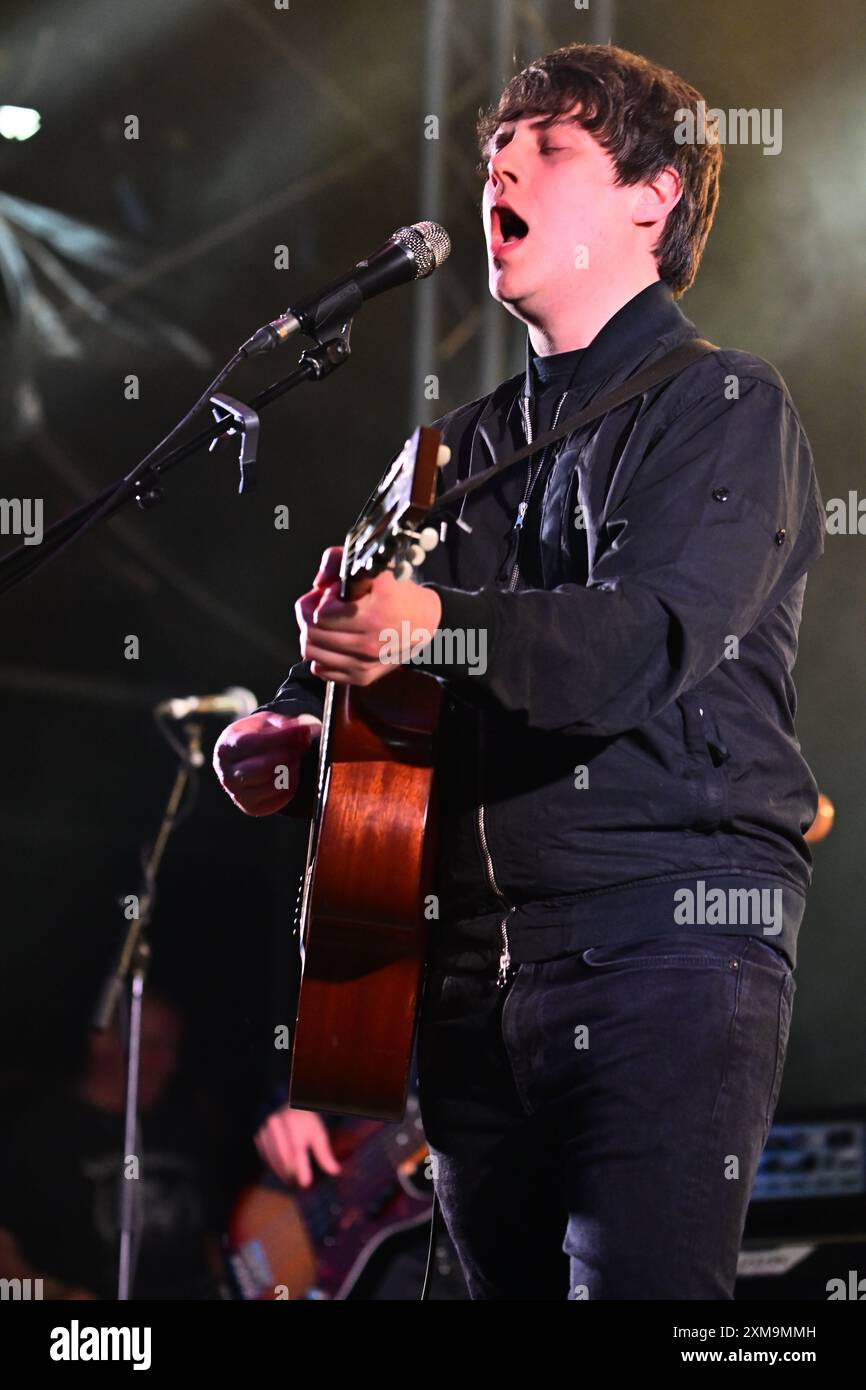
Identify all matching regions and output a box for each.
[289,427,449,1122]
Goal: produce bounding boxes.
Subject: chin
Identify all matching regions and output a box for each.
[489,271,531,304]
[489,277,537,319]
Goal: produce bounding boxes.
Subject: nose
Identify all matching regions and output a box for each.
[487,143,521,194]
[488,158,514,196]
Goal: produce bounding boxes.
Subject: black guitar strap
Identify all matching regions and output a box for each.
[433,337,718,512]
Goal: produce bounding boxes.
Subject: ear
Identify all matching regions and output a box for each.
[631,166,683,228]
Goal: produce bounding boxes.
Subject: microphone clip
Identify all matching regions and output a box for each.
[298,317,354,375]
[209,323,352,495]
[209,392,261,494]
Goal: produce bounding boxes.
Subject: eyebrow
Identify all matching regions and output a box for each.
[486,116,572,156]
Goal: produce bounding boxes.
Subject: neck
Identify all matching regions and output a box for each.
[526,268,661,356]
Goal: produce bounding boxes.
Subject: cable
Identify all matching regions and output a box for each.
[420,1188,443,1300]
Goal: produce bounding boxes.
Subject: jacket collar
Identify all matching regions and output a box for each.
[521,280,695,400]
[476,280,698,463]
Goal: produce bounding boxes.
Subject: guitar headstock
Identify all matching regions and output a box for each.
[340,427,450,599]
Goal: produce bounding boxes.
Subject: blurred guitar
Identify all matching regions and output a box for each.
[226,1097,436,1300]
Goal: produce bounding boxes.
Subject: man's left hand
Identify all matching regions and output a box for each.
[296,545,443,686]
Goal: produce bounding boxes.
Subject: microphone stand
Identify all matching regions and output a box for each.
[0,324,354,597]
[91,720,204,1301]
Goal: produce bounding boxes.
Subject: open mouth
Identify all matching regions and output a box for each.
[490,203,530,254]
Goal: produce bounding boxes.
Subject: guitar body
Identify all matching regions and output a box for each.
[290,665,443,1120]
[287,425,447,1121]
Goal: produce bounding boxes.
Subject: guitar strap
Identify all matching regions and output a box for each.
[433,337,718,513]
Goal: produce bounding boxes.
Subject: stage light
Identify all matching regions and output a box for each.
[0,106,41,141]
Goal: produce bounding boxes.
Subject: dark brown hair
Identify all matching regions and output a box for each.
[477,43,721,296]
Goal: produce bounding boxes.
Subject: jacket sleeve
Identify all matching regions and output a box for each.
[255,659,326,818]
[256,658,326,722]
[415,377,825,737]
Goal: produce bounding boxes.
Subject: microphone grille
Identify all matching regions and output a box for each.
[397,221,452,278]
[226,686,259,717]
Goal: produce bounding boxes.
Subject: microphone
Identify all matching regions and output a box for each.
[155,686,258,721]
[243,221,451,355]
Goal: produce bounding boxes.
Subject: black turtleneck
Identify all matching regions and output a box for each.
[508,284,681,586]
[529,347,586,436]
[523,282,682,434]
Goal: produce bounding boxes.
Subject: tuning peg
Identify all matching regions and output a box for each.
[408,544,426,567]
[436,444,451,467]
[418,526,439,552]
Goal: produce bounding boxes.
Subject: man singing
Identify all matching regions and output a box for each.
[214,44,824,1299]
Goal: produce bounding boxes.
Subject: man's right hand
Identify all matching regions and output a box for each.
[213,711,322,817]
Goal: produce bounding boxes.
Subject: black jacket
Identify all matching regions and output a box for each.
[261,283,825,971]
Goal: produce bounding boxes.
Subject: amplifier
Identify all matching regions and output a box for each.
[736,1113,866,1300]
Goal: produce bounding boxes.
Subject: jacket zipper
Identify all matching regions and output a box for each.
[475,390,569,987]
[475,717,516,988]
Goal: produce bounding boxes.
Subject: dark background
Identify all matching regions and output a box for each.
[0,0,863,1144]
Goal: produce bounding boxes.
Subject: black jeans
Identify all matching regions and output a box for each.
[417,931,795,1300]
